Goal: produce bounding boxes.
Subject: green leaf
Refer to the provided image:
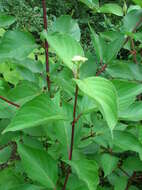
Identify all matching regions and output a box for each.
[67,175,87,190]
[113,130,142,160]
[119,102,142,121]
[132,0,142,7]
[104,36,124,63]
[112,79,142,111]
[17,143,58,189]
[7,81,41,105]
[3,94,67,133]
[107,61,142,81]
[52,15,81,41]
[0,146,12,164]
[0,168,25,190]
[44,32,84,70]
[90,27,124,63]
[99,4,123,16]
[0,14,16,28]
[0,101,16,119]
[75,77,118,131]
[0,30,37,60]
[122,9,142,32]
[10,184,45,190]
[67,158,99,190]
[114,176,127,190]
[90,26,105,62]
[79,0,99,9]
[100,153,119,176]
[80,52,97,79]
[122,156,142,172]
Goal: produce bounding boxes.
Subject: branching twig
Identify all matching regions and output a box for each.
[96,64,107,76]
[96,18,142,76]
[42,0,50,92]
[81,132,95,141]
[0,96,20,108]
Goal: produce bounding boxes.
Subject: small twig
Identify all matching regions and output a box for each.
[42,0,50,92]
[72,113,82,124]
[130,38,138,64]
[96,64,107,76]
[81,132,95,141]
[118,166,130,178]
[96,18,142,76]
[125,172,137,190]
[0,96,20,108]
[124,18,142,46]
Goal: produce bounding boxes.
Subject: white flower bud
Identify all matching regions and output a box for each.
[72,55,88,63]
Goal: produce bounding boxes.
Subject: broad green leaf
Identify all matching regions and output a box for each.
[107,61,142,81]
[7,81,41,105]
[99,3,123,16]
[100,154,119,176]
[3,70,22,86]
[90,27,124,63]
[18,143,58,189]
[0,30,37,60]
[119,102,142,121]
[47,121,71,158]
[104,36,124,63]
[0,168,24,190]
[132,0,142,7]
[0,146,12,164]
[0,28,5,37]
[0,14,16,28]
[67,175,87,190]
[90,26,105,62]
[10,184,45,190]
[80,52,97,79]
[129,186,139,190]
[113,131,142,160]
[44,32,84,70]
[108,173,128,190]
[75,77,118,131]
[79,0,99,9]
[14,58,43,74]
[100,31,123,42]
[0,101,16,118]
[112,79,142,110]
[133,32,142,42]
[67,158,99,190]
[52,15,81,41]
[122,156,142,172]
[114,176,127,190]
[122,9,142,32]
[3,94,67,133]
[107,61,133,80]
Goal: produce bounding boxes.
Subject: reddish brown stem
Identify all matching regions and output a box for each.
[124,18,142,46]
[125,172,137,190]
[130,38,138,64]
[42,0,50,92]
[62,85,79,190]
[96,64,107,76]
[0,96,20,108]
[69,85,79,160]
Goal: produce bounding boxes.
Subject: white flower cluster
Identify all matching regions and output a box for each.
[72,55,88,63]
